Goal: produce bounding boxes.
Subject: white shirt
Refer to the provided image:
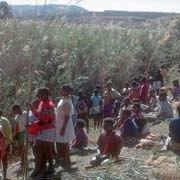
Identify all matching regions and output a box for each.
[15,111,27,133]
[56,98,75,143]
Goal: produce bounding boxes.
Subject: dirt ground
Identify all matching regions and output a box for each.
[5,120,180,180]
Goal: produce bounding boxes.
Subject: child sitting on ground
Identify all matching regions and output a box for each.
[90,118,122,166]
[148,89,158,110]
[156,92,173,118]
[132,103,150,137]
[71,119,88,154]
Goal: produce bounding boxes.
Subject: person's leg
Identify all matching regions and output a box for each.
[93,116,96,130]
[2,153,8,179]
[63,143,71,168]
[85,114,89,133]
[56,142,62,162]
[41,141,47,174]
[95,116,98,129]
[46,142,54,173]
[57,143,71,168]
[97,114,100,129]
[52,143,58,165]
[31,140,43,177]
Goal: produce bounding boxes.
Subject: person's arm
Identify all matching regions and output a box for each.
[28,103,39,117]
[112,89,122,100]
[121,121,129,138]
[60,103,71,136]
[97,133,103,153]
[4,118,13,145]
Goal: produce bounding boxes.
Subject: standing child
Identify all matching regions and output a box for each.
[76,91,90,132]
[103,82,121,118]
[0,110,12,180]
[70,88,79,125]
[154,69,163,95]
[11,105,27,157]
[90,89,102,129]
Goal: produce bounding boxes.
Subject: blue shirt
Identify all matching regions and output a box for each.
[121,119,139,138]
[169,117,180,143]
[91,95,101,107]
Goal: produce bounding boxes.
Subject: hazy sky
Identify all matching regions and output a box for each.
[3,0,180,12]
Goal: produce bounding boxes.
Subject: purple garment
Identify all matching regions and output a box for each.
[72,129,88,149]
[172,87,180,99]
[103,103,113,118]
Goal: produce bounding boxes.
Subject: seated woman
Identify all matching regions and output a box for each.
[164,104,180,152]
[119,109,139,147]
[120,109,139,138]
[90,118,122,166]
[70,119,88,154]
[156,92,173,118]
[132,103,150,137]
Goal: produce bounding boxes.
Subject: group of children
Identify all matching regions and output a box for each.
[0,71,180,179]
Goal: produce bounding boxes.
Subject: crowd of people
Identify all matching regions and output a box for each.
[0,68,180,179]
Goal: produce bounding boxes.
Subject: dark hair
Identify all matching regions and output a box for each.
[104,118,114,125]
[94,89,99,95]
[133,98,140,103]
[122,109,131,117]
[132,102,141,110]
[76,119,86,129]
[11,104,21,111]
[96,85,101,90]
[38,87,50,97]
[142,76,147,82]
[159,92,167,99]
[78,90,83,97]
[70,87,74,93]
[173,80,179,87]
[61,85,71,96]
[150,89,156,94]
[124,97,130,103]
[107,81,112,86]
[131,81,138,88]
